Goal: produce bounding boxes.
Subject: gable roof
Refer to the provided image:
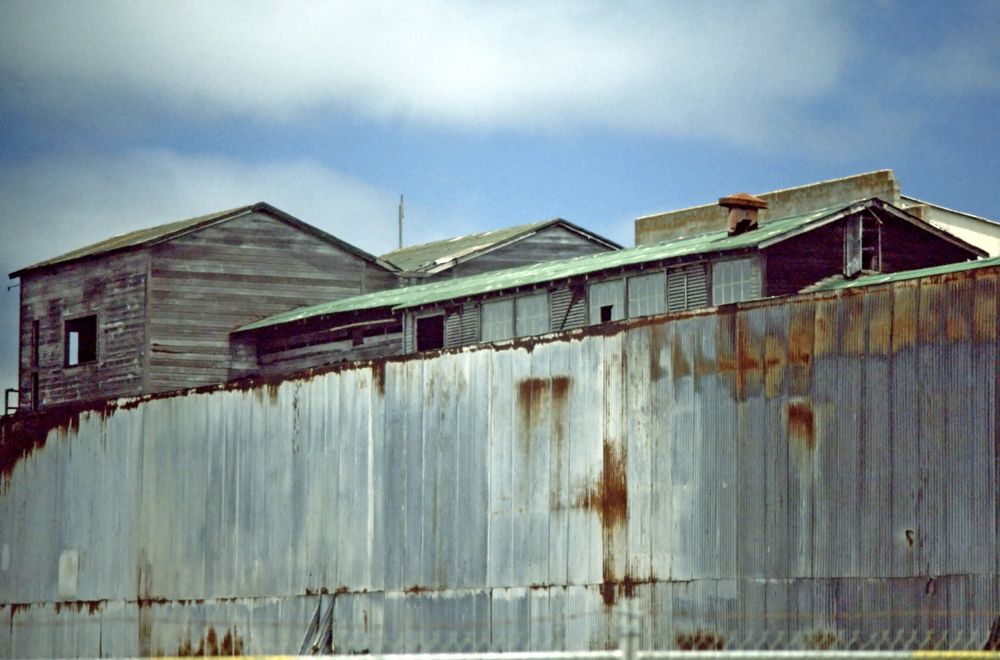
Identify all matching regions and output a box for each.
[379,218,621,274]
[10,202,395,278]
[240,198,977,332]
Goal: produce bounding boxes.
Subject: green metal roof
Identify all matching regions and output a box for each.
[239,201,855,332]
[10,202,391,278]
[379,218,620,272]
[805,255,1000,292]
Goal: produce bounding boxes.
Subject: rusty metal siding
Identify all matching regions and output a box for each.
[1,264,998,655]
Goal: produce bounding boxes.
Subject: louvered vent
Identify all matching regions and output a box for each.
[403,315,414,353]
[550,286,586,331]
[444,310,463,348]
[667,263,709,312]
[460,302,479,345]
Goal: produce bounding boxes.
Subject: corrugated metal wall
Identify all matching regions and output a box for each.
[0,267,997,656]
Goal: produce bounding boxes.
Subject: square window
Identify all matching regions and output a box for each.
[481,299,514,342]
[628,272,667,317]
[712,258,759,305]
[64,315,97,367]
[515,293,548,337]
[588,279,625,324]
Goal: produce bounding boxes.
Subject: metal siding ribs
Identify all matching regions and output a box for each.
[1,264,998,655]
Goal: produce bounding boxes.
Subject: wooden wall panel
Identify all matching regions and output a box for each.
[146,211,396,392]
[17,251,149,408]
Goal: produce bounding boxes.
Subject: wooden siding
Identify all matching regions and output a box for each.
[764,212,979,297]
[878,215,977,272]
[444,225,613,280]
[763,220,846,297]
[146,212,394,392]
[17,251,149,408]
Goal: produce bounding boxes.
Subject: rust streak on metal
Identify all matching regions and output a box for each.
[371,361,386,396]
[892,282,918,352]
[736,315,761,400]
[516,376,571,457]
[53,600,104,615]
[840,292,864,356]
[577,440,628,530]
[787,400,816,452]
[405,584,431,594]
[974,272,997,342]
[676,630,726,650]
[649,324,665,382]
[813,299,836,357]
[1,400,117,485]
[867,292,893,355]
[763,334,786,399]
[918,282,943,344]
[576,439,628,606]
[670,332,691,381]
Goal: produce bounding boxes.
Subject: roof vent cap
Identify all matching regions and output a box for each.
[719,192,768,236]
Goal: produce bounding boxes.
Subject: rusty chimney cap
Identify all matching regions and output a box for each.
[719,192,768,210]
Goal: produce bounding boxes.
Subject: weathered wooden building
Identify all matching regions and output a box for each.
[1,257,998,656]
[380,218,621,283]
[232,197,984,377]
[9,203,397,410]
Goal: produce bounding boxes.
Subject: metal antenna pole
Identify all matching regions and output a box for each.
[398,194,404,249]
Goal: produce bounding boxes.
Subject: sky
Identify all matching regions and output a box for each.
[1,0,999,396]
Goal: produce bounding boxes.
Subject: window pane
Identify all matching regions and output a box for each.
[481,299,514,342]
[67,332,79,366]
[515,293,548,337]
[712,258,759,305]
[588,279,625,324]
[628,272,666,317]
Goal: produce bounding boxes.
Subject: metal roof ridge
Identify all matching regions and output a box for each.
[380,218,558,259]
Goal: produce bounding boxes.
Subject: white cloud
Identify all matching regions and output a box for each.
[0,149,413,392]
[0,1,850,144]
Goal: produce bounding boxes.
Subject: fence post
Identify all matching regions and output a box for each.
[616,599,639,660]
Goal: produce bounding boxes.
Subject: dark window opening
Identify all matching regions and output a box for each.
[600,305,613,323]
[416,315,444,351]
[352,328,364,346]
[65,315,97,367]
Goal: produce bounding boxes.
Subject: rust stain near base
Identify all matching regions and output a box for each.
[575,439,629,606]
[176,626,245,657]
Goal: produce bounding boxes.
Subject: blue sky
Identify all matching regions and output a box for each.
[1,0,999,394]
